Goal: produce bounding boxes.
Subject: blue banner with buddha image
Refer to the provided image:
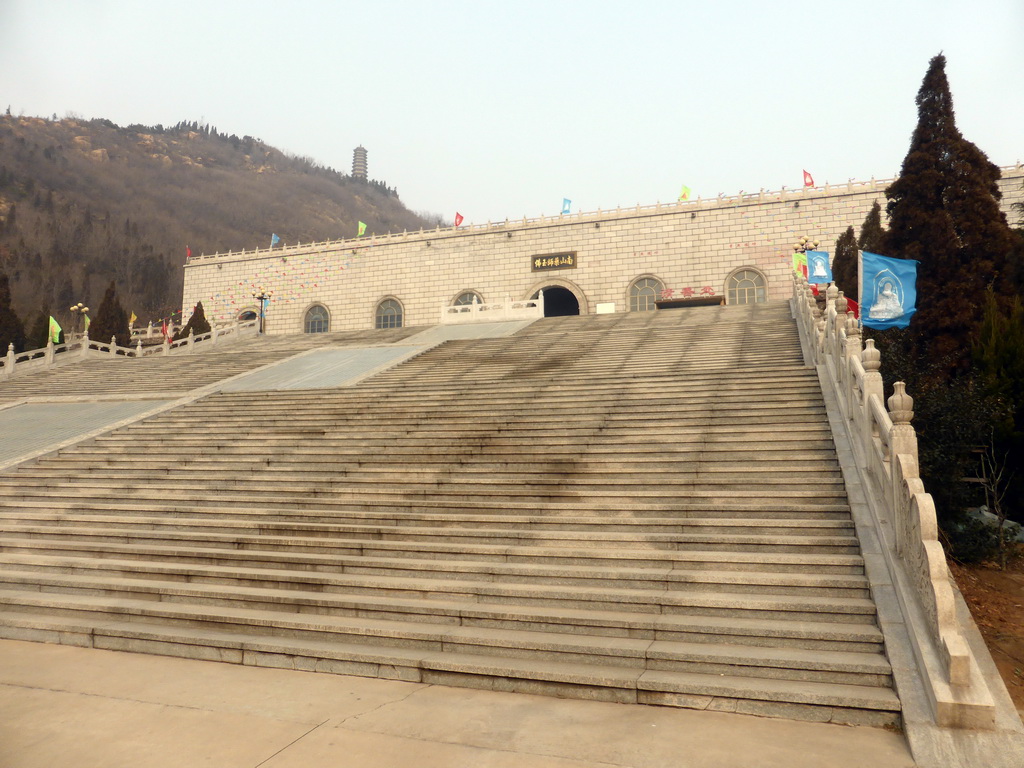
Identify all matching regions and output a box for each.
[806,250,832,284]
[859,251,918,330]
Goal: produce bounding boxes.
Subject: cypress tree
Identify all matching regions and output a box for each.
[832,226,858,299]
[883,53,1017,372]
[858,200,886,255]
[88,281,131,347]
[172,301,211,341]
[0,272,26,354]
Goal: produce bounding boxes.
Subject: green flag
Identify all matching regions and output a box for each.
[48,316,62,343]
[83,314,91,333]
[678,185,692,201]
[357,221,367,237]
[792,252,808,277]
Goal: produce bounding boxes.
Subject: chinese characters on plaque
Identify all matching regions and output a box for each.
[531,253,577,271]
[659,286,716,299]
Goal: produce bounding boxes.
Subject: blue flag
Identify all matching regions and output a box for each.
[270,233,280,248]
[561,198,571,214]
[860,251,918,329]
[806,250,832,284]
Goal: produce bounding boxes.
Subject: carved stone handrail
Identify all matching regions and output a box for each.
[439,293,545,324]
[791,272,994,729]
[1,320,259,381]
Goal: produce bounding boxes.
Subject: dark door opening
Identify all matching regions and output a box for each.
[533,286,580,317]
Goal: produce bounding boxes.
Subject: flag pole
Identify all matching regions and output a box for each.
[857,250,864,330]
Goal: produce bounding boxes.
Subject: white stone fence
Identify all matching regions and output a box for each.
[130,322,182,340]
[791,274,994,729]
[440,293,545,324]
[1,319,259,381]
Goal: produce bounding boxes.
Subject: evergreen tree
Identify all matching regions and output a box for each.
[88,281,130,347]
[27,307,57,349]
[172,301,211,341]
[974,291,1024,524]
[883,53,1017,372]
[858,200,886,255]
[0,272,26,354]
[832,226,858,299]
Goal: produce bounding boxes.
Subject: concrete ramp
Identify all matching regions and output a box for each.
[220,320,537,392]
[219,346,423,392]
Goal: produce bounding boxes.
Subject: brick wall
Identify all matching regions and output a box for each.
[182,167,1024,333]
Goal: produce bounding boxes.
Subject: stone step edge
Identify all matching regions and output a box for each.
[0,613,901,719]
[0,597,891,675]
[0,537,867,573]
[0,570,880,618]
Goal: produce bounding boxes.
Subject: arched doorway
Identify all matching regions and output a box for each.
[533,286,580,317]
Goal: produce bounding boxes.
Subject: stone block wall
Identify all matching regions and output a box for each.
[182,166,1024,333]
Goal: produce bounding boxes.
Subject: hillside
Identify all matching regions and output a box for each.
[0,114,435,328]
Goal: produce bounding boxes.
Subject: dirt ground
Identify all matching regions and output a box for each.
[949,547,1024,713]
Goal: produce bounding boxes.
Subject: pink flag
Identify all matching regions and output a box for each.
[454,212,464,227]
[803,170,814,187]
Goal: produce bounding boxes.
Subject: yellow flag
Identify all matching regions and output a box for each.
[129,311,137,325]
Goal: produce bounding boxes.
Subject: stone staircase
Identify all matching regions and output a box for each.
[0,303,901,726]
[0,326,425,404]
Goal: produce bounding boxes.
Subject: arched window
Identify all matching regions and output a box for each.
[304,304,329,333]
[453,291,482,306]
[727,269,767,305]
[375,298,403,329]
[629,277,664,312]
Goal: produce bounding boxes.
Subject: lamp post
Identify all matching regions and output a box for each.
[793,236,820,258]
[251,288,272,334]
[69,302,90,340]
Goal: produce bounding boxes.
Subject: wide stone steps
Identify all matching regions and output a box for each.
[0,521,861,555]
[0,610,899,726]
[0,535,867,578]
[0,548,868,598]
[0,303,901,725]
[0,583,888,684]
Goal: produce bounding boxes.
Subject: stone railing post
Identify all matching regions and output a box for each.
[135,339,143,358]
[861,338,883,447]
[109,336,117,357]
[187,328,195,353]
[162,336,170,356]
[45,339,54,365]
[211,326,218,346]
[4,343,14,378]
[888,381,918,462]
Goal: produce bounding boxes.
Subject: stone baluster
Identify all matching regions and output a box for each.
[187,328,195,353]
[861,338,884,451]
[162,336,170,356]
[45,339,54,365]
[135,339,143,358]
[4,343,13,378]
[109,336,117,357]
[211,326,218,346]
[887,381,918,463]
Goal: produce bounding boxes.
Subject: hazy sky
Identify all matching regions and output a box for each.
[1,0,1021,226]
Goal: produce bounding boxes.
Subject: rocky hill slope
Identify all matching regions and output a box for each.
[0,115,434,324]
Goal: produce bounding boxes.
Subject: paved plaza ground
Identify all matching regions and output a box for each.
[0,639,915,768]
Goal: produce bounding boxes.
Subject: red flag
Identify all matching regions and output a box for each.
[803,170,814,187]
[186,245,192,260]
[454,212,464,227]
[161,320,171,341]
[847,296,860,318]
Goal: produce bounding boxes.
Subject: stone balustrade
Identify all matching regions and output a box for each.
[791,274,994,729]
[439,293,545,324]
[1,319,259,381]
